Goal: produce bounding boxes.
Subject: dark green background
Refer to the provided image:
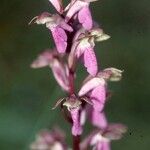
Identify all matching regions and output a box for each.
[0,0,150,149]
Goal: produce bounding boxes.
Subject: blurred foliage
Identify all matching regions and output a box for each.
[0,0,150,149]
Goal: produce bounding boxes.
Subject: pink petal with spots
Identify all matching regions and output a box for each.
[78,77,105,96]
[90,85,106,111]
[78,6,93,30]
[83,47,98,76]
[91,99,104,113]
[49,0,63,13]
[51,27,67,53]
[70,108,82,136]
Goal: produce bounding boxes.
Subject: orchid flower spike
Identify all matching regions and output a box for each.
[30,0,127,149]
[30,13,73,53]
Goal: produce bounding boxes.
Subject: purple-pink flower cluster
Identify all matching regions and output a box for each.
[30,0,127,149]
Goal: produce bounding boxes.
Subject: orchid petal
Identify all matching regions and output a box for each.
[78,6,93,30]
[30,128,66,150]
[31,50,54,68]
[80,109,86,125]
[83,47,98,76]
[103,68,123,81]
[51,27,67,53]
[96,141,110,150]
[50,59,69,91]
[90,85,106,111]
[78,77,105,96]
[76,46,86,58]
[70,108,82,136]
[91,110,108,128]
[59,20,73,32]
[104,124,127,140]
[96,34,110,42]
[65,0,87,21]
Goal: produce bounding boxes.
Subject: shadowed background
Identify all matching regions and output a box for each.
[0,0,150,149]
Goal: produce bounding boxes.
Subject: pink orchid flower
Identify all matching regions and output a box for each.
[53,94,94,136]
[65,0,96,30]
[63,94,83,136]
[78,77,106,111]
[30,13,73,53]
[76,36,98,76]
[78,79,106,128]
[80,123,127,150]
[31,49,70,91]
[79,67,123,96]
[69,28,110,76]
[30,49,57,68]
[30,128,67,150]
[91,124,127,150]
[78,68,122,127]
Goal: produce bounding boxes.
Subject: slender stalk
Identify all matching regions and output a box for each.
[73,135,80,150]
[69,69,74,95]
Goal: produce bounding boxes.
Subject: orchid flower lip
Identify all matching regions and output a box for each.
[53,94,94,111]
[52,94,83,111]
[63,96,82,111]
